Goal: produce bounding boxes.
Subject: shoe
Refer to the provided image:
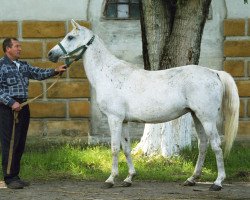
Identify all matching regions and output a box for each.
[18,179,30,187]
[6,180,24,189]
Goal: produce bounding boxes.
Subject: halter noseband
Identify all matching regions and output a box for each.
[58,35,95,67]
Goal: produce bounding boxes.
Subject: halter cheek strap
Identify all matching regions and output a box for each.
[58,35,95,67]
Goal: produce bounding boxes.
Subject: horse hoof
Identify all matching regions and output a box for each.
[209,184,222,191]
[183,180,196,186]
[101,182,114,189]
[122,181,132,187]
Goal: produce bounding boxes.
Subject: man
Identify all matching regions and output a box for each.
[0,38,66,189]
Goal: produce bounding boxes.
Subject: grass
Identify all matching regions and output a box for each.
[0,141,249,183]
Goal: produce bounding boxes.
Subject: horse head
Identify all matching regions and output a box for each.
[48,19,94,63]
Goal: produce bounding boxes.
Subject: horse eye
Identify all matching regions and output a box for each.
[67,35,74,40]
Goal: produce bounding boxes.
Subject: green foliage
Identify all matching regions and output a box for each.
[0,142,249,182]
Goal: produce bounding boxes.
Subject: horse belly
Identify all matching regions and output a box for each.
[125,100,189,123]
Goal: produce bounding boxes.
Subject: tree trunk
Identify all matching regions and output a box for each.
[133,0,212,157]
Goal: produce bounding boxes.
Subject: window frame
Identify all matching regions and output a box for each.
[103,0,140,20]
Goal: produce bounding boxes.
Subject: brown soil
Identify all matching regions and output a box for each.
[0,180,249,200]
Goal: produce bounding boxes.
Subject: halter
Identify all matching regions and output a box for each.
[58,35,95,67]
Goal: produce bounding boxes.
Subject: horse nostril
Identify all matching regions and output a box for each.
[48,51,53,57]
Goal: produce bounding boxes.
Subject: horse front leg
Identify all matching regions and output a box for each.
[121,122,136,187]
[103,115,123,188]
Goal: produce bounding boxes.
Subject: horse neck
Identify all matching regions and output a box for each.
[83,36,120,87]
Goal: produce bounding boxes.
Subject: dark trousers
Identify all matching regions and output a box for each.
[0,103,30,183]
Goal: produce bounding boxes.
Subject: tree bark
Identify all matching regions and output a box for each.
[133,0,212,157]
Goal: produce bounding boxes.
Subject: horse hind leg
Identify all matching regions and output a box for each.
[206,123,225,191]
[121,122,136,187]
[184,113,208,186]
[201,120,225,191]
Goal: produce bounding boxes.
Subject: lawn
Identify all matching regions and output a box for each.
[0,141,249,183]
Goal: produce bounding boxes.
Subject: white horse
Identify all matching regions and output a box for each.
[48,20,239,191]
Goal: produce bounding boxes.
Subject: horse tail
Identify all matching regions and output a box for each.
[217,71,239,157]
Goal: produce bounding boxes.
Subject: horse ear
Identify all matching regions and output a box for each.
[71,19,80,30]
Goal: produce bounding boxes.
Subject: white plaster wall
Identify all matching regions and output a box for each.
[88,0,143,65]
[0,0,87,20]
[199,0,227,69]
[226,0,250,18]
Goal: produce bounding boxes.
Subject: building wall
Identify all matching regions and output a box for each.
[0,0,87,20]
[0,0,250,142]
[223,18,250,140]
[0,0,144,143]
[0,20,91,142]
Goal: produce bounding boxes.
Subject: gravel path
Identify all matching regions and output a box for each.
[0,180,250,200]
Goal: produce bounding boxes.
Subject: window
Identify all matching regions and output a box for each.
[104,0,140,20]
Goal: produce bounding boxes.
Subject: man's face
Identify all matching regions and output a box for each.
[6,40,22,60]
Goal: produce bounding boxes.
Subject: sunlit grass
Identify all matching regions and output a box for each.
[0,141,249,182]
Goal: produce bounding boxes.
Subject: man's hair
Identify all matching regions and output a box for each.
[2,37,18,53]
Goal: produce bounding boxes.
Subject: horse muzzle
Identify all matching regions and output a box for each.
[48,50,60,63]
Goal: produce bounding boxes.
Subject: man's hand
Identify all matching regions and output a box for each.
[12,102,21,112]
[55,65,67,74]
